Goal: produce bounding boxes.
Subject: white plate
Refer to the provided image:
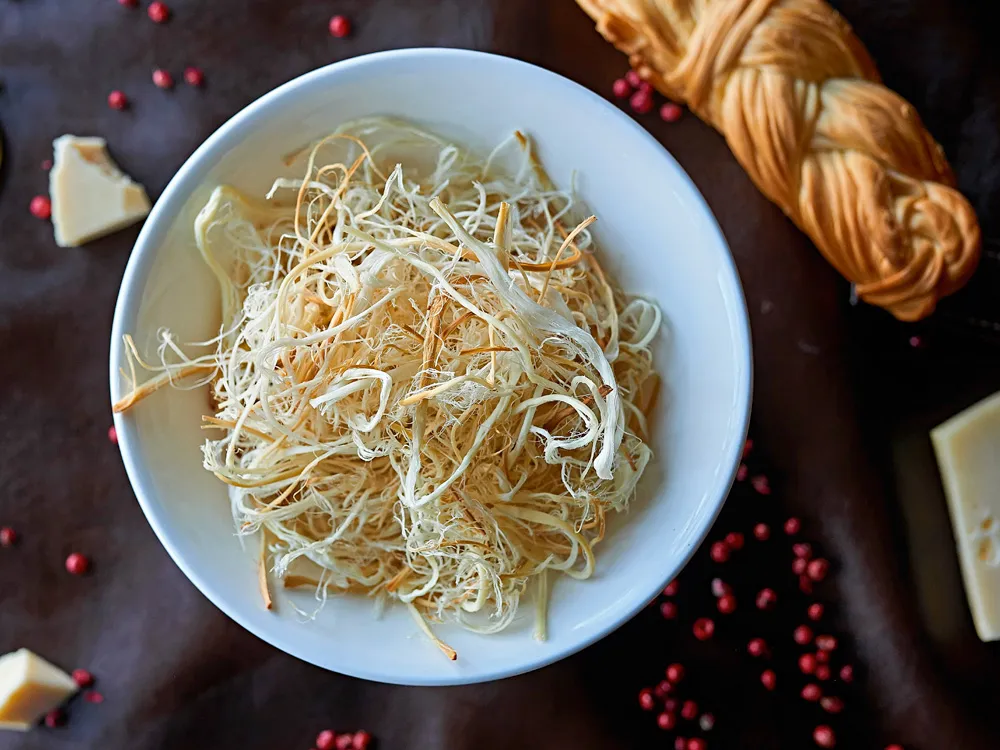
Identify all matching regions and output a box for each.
[110,49,752,686]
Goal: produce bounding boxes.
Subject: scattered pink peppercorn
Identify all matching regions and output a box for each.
[118,0,138,6]
[784,517,802,535]
[801,684,821,702]
[815,650,830,664]
[147,1,169,23]
[792,558,808,575]
[44,709,65,728]
[654,679,673,699]
[799,576,814,594]
[687,739,707,750]
[815,665,831,681]
[72,669,94,688]
[329,15,351,38]
[839,665,854,682]
[808,558,830,582]
[30,195,52,220]
[736,464,749,481]
[681,700,698,720]
[885,745,904,750]
[807,603,824,621]
[753,523,770,540]
[664,580,679,597]
[743,438,753,458]
[760,670,776,690]
[799,653,817,674]
[660,102,683,123]
[41,159,53,170]
[674,738,687,750]
[794,625,814,645]
[639,688,656,710]
[108,90,128,110]
[84,690,104,704]
[108,426,118,444]
[666,664,685,683]
[658,712,677,730]
[183,67,205,87]
[908,335,924,348]
[756,588,777,610]
[152,69,174,89]
[65,552,89,575]
[660,601,678,619]
[793,543,813,559]
[630,89,654,114]
[820,696,843,714]
[351,732,372,750]
[699,714,715,731]
[612,78,632,98]
[711,578,731,598]
[710,541,730,563]
[693,618,715,641]
[625,70,642,88]
[751,475,771,495]
[747,638,768,657]
[0,527,17,547]
[815,635,837,652]
[725,532,744,550]
[717,593,737,614]
[813,725,836,748]
[335,735,354,750]
[664,698,678,713]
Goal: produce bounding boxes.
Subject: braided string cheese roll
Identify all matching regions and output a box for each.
[577,0,981,320]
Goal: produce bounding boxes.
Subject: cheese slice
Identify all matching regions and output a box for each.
[49,135,151,247]
[0,649,78,731]
[931,390,1000,642]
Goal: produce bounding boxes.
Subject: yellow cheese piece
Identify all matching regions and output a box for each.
[49,135,151,247]
[0,648,78,731]
[931,390,1000,642]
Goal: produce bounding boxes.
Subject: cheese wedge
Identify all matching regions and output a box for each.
[931,390,1000,641]
[49,135,151,247]
[0,649,78,731]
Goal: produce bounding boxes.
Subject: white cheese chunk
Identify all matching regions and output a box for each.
[49,135,151,247]
[0,649,78,731]
[931,390,1000,642]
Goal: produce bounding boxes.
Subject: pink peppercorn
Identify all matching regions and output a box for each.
[660,102,683,123]
[792,558,808,575]
[717,593,736,614]
[65,552,89,575]
[654,680,673,699]
[753,523,770,540]
[0,527,17,547]
[799,575,814,594]
[807,603,824,621]
[885,746,904,750]
[329,15,351,38]
[815,650,830,664]
[664,698,678,713]
[675,739,687,750]
[118,0,138,6]
[335,736,354,750]
[751,475,771,495]
[72,669,94,687]
[351,732,372,750]
[108,90,128,110]
[760,670,776,690]
[630,89,654,114]
[84,690,104,704]
[666,664,685,683]
[908,335,924,348]
[816,635,837,652]
[30,195,52,220]
[664,580,679,596]
[799,653,817,674]
[808,559,830,582]
[711,578,731,598]
[693,618,715,641]
[801,684,821,702]
[108,426,118,444]
[725,532,744,550]
[785,517,802,535]
[183,67,205,87]
[699,714,715,731]
[743,438,754,458]
[41,159,53,170]
[314,730,338,749]
[147,1,169,23]
[813,726,836,748]
[747,638,768,657]
[710,541,730,563]
[736,464,749,481]
[794,625,814,645]
[660,601,678,619]
[612,78,632,99]
[152,69,174,89]
[625,70,642,88]
[687,740,707,750]
[639,688,656,710]
[756,589,777,610]
[839,665,854,682]
[816,665,831,681]
[681,700,698,720]
[44,709,64,728]
[793,543,813,559]
[658,712,677,730]
[820,696,843,714]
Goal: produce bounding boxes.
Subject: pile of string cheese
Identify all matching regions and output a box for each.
[114,119,661,658]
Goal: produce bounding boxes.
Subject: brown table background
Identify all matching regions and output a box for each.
[2,1,1000,748]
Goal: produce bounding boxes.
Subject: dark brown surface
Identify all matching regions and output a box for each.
[1,1,1000,748]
